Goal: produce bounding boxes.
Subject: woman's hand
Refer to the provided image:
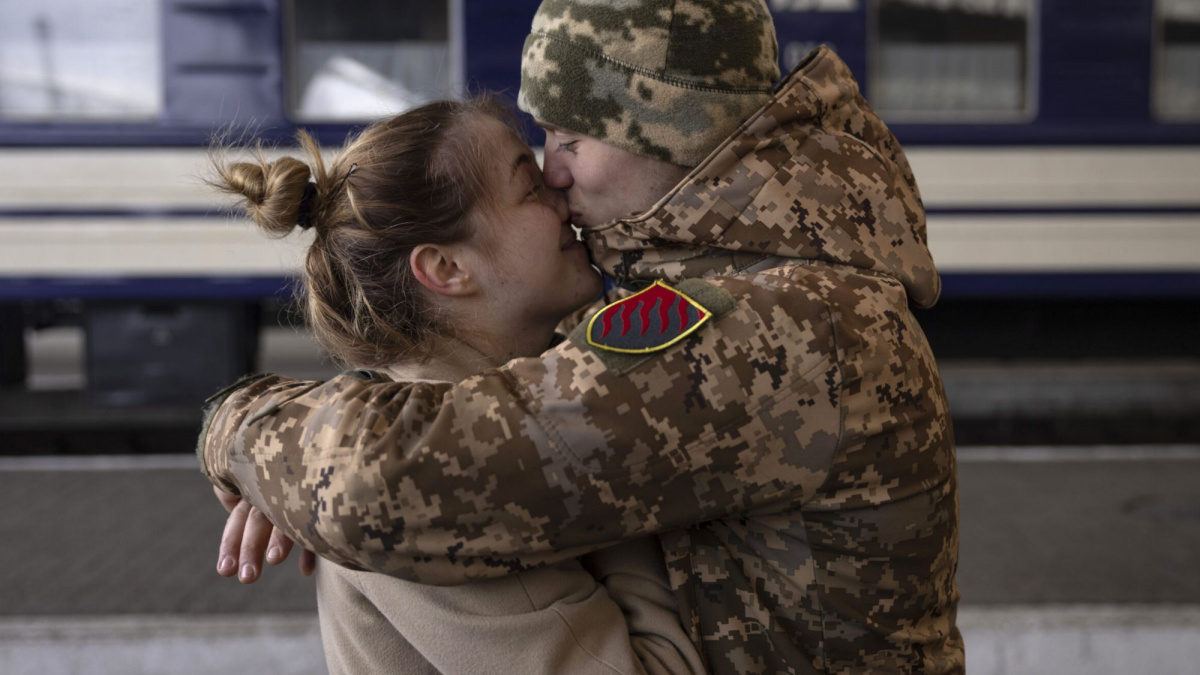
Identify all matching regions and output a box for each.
[213,485,316,582]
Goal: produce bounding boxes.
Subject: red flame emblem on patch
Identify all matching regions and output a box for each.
[586,281,711,354]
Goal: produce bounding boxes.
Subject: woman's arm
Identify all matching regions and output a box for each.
[582,538,708,675]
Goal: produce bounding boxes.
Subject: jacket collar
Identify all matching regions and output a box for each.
[582,46,941,308]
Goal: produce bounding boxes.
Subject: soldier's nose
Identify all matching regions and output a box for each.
[542,156,573,190]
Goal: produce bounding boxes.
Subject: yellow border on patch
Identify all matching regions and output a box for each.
[585,280,713,355]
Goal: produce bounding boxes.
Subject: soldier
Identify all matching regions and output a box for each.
[201,1,964,673]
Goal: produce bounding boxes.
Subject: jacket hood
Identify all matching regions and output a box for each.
[582,46,941,309]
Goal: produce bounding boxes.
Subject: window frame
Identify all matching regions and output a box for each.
[867,0,1041,124]
[0,0,165,124]
[282,0,465,124]
[1153,0,1200,123]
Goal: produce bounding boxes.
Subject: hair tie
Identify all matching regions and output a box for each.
[297,164,355,230]
[297,182,318,230]
[338,163,359,193]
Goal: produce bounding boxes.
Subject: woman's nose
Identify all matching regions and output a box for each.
[545,187,569,222]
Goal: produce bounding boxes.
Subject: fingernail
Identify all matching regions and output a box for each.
[240,564,255,581]
[218,556,235,574]
[266,547,281,564]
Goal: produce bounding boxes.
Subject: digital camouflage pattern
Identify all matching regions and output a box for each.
[518,0,780,166]
[585,47,941,310]
[200,47,962,674]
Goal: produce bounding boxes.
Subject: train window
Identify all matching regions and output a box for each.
[870,0,1036,121]
[288,0,461,121]
[0,0,162,121]
[1156,0,1200,120]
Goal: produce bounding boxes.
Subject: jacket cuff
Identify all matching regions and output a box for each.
[196,372,271,495]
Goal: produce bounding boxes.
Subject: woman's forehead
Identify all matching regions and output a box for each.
[476,118,534,179]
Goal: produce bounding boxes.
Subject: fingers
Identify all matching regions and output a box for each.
[213,485,241,514]
[236,506,275,584]
[299,549,317,577]
[265,529,294,565]
[217,499,251,577]
[217,500,315,584]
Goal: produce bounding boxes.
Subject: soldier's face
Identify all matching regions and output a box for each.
[539,121,691,229]
[462,118,602,326]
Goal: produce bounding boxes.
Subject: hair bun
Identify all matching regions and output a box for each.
[225,162,269,205]
[210,155,314,237]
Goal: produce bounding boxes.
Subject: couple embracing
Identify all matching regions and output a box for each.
[200,1,963,673]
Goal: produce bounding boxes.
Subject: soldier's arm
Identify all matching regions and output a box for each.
[200,276,842,584]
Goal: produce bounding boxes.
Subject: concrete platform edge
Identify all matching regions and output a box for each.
[3,606,1200,675]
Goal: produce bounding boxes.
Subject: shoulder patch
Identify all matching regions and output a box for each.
[585,280,712,354]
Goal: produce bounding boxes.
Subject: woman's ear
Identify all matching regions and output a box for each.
[410,244,476,297]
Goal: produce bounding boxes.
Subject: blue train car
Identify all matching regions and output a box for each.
[0,0,1197,393]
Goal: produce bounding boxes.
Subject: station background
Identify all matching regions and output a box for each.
[1,1,1198,673]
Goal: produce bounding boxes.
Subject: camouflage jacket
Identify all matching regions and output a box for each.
[200,47,963,674]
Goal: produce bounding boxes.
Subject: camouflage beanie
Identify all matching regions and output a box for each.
[518,0,780,167]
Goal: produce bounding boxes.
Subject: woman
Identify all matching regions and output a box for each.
[208,97,705,675]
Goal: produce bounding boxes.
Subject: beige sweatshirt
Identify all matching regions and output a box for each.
[315,356,705,674]
[317,537,706,674]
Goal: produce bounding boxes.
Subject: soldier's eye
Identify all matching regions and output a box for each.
[558,140,578,153]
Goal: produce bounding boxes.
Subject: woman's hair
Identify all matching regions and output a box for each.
[210,96,518,367]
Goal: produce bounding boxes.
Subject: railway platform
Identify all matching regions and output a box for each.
[2,444,1199,674]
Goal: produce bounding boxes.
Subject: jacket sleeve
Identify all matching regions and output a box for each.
[200,275,843,584]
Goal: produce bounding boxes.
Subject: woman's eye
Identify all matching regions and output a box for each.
[526,184,543,199]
